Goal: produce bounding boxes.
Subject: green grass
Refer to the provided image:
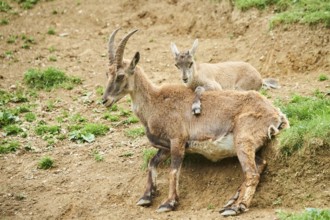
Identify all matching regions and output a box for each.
[123,116,139,125]
[48,56,57,62]
[38,156,54,169]
[277,208,330,220]
[103,113,119,122]
[141,148,157,170]
[92,150,104,162]
[232,0,330,28]
[14,0,39,9]
[318,74,328,81]
[47,28,56,35]
[24,67,81,90]
[276,93,330,156]
[96,85,104,96]
[68,123,109,143]
[125,127,145,138]
[35,124,61,136]
[3,124,23,135]
[0,1,11,12]
[0,18,9,25]
[0,141,19,154]
[0,110,19,128]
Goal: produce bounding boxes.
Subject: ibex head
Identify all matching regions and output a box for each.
[170,39,198,85]
[102,28,139,108]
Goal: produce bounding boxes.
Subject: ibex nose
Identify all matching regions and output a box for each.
[183,78,188,83]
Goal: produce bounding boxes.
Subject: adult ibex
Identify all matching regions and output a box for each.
[171,39,280,114]
[102,29,289,216]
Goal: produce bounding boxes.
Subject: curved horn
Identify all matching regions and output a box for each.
[115,29,138,67]
[108,27,121,65]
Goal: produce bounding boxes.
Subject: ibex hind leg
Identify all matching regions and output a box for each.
[137,149,170,206]
[220,140,266,216]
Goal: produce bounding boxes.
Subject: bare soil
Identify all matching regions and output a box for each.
[0,0,329,219]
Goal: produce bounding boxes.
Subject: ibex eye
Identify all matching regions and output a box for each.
[116,74,125,82]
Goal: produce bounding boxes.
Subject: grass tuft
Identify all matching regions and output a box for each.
[276,93,330,156]
[276,208,330,220]
[24,67,81,90]
[125,127,145,138]
[0,141,19,154]
[318,74,328,81]
[38,156,54,169]
[68,123,109,143]
[141,148,157,170]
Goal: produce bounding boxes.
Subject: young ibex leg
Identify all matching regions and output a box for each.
[220,139,265,216]
[192,86,205,115]
[157,139,185,212]
[137,149,170,206]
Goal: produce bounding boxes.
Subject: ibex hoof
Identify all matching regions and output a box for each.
[156,203,175,212]
[220,209,238,216]
[137,197,152,206]
[192,108,201,115]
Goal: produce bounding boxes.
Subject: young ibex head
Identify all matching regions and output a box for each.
[170,39,198,84]
[102,28,140,108]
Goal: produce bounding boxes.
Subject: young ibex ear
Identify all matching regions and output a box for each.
[189,39,198,55]
[128,52,140,75]
[170,42,180,58]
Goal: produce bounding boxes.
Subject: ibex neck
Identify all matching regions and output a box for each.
[130,69,157,125]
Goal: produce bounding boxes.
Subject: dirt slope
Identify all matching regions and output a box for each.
[0,0,329,219]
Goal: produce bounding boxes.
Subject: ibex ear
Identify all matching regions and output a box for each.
[128,52,140,75]
[189,39,198,55]
[170,42,180,57]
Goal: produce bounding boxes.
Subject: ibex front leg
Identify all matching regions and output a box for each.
[137,149,170,206]
[192,86,205,115]
[157,138,185,212]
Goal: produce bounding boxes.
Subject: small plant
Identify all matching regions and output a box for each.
[276,208,330,220]
[38,156,54,169]
[0,141,19,154]
[3,124,23,135]
[92,150,104,162]
[109,104,118,111]
[141,148,157,170]
[68,123,108,143]
[207,204,215,210]
[48,55,57,62]
[119,152,134,157]
[96,86,104,96]
[123,116,139,124]
[125,127,145,138]
[24,112,36,122]
[0,1,12,12]
[119,108,131,117]
[35,124,61,136]
[0,18,9,25]
[0,110,19,128]
[48,46,56,53]
[24,67,81,90]
[45,99,55,111]
[70,113,86,123]
[318,74,328,81]
[47,28,56,35]
[7,35,17,44]
[103,113,119,122]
